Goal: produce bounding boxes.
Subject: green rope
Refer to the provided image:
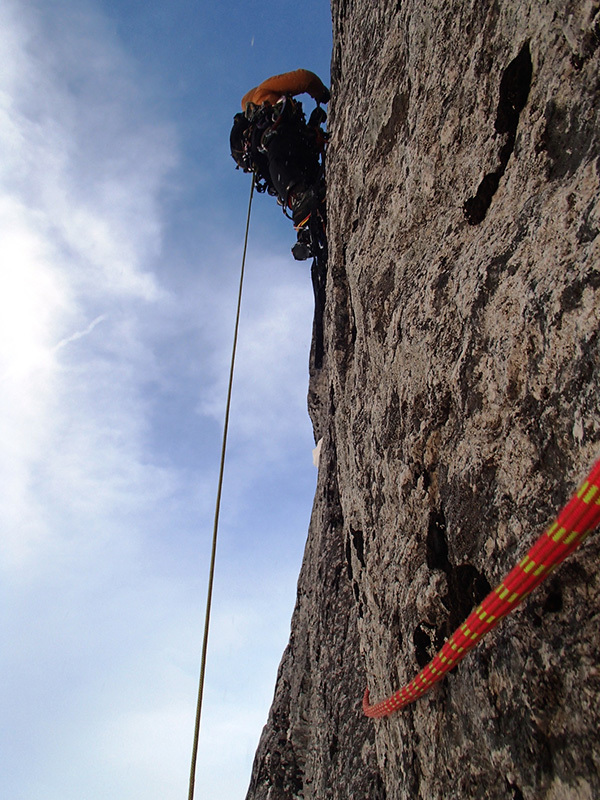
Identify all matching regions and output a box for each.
[188,174,255,800]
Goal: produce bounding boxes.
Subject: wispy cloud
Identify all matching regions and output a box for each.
[53,314,107,351]
[0,3,317,798]
[0,6,203,797]
[0,0,178,573]
[197,252,314,444]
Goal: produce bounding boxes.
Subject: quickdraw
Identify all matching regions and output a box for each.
[363,457,600,718]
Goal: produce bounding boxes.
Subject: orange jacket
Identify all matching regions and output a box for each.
[241,69,330,111]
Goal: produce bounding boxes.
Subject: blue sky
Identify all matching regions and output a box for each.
[0,1,332,798]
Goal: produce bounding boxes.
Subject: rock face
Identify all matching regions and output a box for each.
[246,1,600,798]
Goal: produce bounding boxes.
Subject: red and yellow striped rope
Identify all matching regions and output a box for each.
[363,458,600,718]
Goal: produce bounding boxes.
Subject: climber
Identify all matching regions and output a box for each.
[230,69,329,228]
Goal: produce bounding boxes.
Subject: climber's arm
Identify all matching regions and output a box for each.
[242,69,330,110]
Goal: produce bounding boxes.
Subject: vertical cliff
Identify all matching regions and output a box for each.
[246,1,600,798]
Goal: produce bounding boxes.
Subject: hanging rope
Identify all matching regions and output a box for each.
[363,457,600,718]
[187,174,255,800]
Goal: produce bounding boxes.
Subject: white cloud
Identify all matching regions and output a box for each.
[0,0,177,573]
[0,4,317,799]
[0,0,173,300]
[197,251,314,446]
[54,314,107,350]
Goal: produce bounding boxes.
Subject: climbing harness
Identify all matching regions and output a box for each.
[187,175,255,800]
[363,457,600,718]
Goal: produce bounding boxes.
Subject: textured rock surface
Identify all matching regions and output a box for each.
[246,1,600,798]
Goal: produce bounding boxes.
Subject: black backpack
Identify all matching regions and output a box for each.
[230,113,252,171]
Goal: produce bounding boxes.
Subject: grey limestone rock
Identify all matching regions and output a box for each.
[246,1,600,798]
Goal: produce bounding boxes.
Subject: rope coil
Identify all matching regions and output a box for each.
[363,457,600,718]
